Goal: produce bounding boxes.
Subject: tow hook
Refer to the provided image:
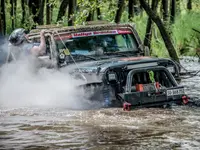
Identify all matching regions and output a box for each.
[123,102,131,111]
[182,95,190,104]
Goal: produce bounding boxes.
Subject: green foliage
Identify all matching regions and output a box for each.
[47,0,59,25]
[130,1,200,58]
[171,11,200,56]
[6,0,36,33]
[4,0,200,58]
[100,0,118,23]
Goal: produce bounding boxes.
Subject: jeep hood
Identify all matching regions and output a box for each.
[69,56,168,73]
[64,56,176,84]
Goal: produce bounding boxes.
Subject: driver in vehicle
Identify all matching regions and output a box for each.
[7,28,46,61]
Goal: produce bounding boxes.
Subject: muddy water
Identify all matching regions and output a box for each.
[1,58,200,150]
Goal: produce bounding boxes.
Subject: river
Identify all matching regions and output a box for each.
[1,57,200,150]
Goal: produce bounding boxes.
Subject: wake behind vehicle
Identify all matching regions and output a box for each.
[25,21,189,110]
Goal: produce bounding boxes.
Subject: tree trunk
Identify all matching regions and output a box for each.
[68,0,76,26]
[46,0,50,24]
[50,4,54,23]
[10,0,15,30]
[139,0,179,63]
[29,0,40,26]
[144,0,158,51]
[115,0,125,23]
[14,0,17,25]
[38,0,45,25]
[97,7,101,20]
[0,2,1,33]
[46,0,53,24]
[0,0,6,35]
[57,0,69,22]
[170,0,176,24]
[96,0,102,20]
[187,0,192,10]
[21,0,25,25]
[162,0,168,22]
[86,11,94,21]
[128,0,134,20]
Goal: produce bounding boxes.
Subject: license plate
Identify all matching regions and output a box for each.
[167,88,184,96]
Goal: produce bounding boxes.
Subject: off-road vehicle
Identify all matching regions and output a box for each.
[25,22,189,110]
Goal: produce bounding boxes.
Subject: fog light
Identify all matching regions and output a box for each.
[59,53,65,59]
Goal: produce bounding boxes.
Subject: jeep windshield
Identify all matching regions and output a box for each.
[55,30,139,61]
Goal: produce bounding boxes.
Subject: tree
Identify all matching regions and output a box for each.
[10,0,15,30]
[128,0,134,20]
[46,0,54,24]
[128,0,143,18]
[187,0,192,10]
[96,0,102,20]
[57,0,69,22]
[38,0,45,25]
[0,0,6,35]
[85,0,94,22]
[68,0,76,26]
[139,0,179,63]
[170,0,176,23]
[162,0,168,22]
[144,0,158,51]
[28,0,45,26]
[115,0,125,23]
[10,0,17,30]
[86,11,94,21]
[21,0,26,25]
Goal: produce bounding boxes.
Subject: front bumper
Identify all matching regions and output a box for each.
[119,86,189,110]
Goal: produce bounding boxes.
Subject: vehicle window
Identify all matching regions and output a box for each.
[55,32,139,55]
[115,35,127,48]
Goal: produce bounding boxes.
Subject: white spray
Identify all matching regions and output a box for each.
[0,39,96,109]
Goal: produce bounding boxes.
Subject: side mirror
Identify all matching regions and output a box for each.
[144,46,150,56]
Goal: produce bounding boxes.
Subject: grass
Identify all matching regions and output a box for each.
[171,11,200,56]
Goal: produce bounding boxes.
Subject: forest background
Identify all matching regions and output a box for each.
[0,0,199,59]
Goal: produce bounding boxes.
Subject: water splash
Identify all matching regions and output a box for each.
[0,40,94,109]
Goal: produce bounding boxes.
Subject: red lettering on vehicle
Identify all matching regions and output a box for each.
[54,34,72,40]
[93,30,117,35]
[72,32,93,37]
[54,29,133,40]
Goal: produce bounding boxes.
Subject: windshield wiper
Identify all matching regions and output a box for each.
[104,51,129,57]
[104,51,138,58]
[71,54,99,61]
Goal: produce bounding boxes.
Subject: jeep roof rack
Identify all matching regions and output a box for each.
[34,20,111,30]
[28,22,136,36]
